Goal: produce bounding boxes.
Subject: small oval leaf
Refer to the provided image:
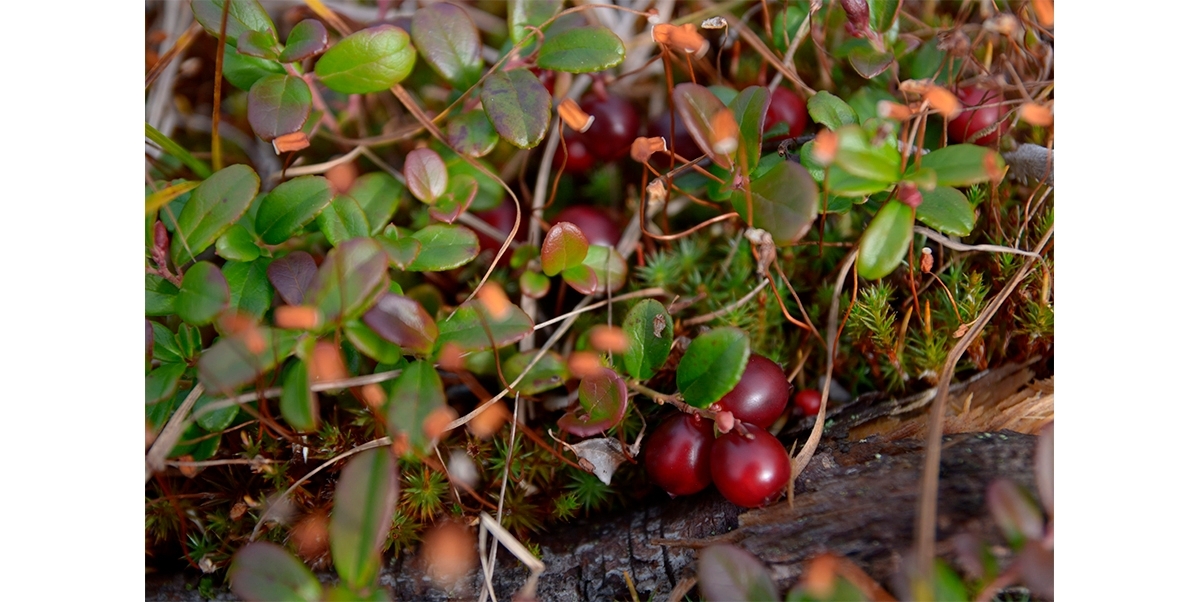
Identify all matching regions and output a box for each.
[315,25,416,94]
[279,19,328,63]
[676,327,750,408]
[673,83,739,169]
[347,172,404,234]
[857,200,915,280]
[317,195,371,246]
[403,148,448,204]
[216,223,261,262]
[177,261,230,326]
[192,0,277,45]
[447,109,499,158]
[223,258,273,321]
[481,69,552,149]
[267,251,318,306]
[172,164,260,266]
[729,86,770,174]
[622,299,674,380]
[361,292,439,356]
[384,361,449,457]
[198,327,301,393]
[733,159,819,244]
[330,447,398,590]
[557,367,628,436]
[536,25,625,73]
[541,221,589,276]
[230,542,322,602]
[222,48,285,91]
[255,175,334,245]
[834,124,901,182]
[304,238,389,325]
[807,90,859,129]
[412,3,482,89]
[916,186,976,236]
[248,74,312,141]
[580,244,627,294]
[344,319,402,365]
[280,359,319,432]
[920,144,1007,187]
[435,301,533,353]
[408,224,479,271]
[697,544,780,602]
[508,0,562,47]
[501,350,569,396]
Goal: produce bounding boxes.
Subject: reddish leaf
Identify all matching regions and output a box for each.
[557,367,628,437]
[361,293,439,356]
[540,221,589,276]
[267,251,317,305]
[403,148,447,204]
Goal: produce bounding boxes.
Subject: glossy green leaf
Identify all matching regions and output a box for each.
[230,542,321,602]
[216,223,261,261]
[176,323,204,360]
[920,144,1006,187]
[146,274,178,316]
[834,125,901,182]
[733,159,819,244]
[428,174,478,223]
[304,237,389,325]
[318,195,370,246]
[868,0,902,33]
[481,69,551,149]
[194,392,240,433]
[729,86,770,173]
[384,361,448,458]
[447,109,499,158]
[536,25,625,73]
[857,200,914,280]
[361,293,438,356]
[177,261,229,326]
[172,164,259,266]
[541,221,589,276]
[557,367,628,437]
[403,148,447,204]
[580,244,627,294]
[192,0,277,45]
[436,300,533,353]
[330,447,398,590]
[280,359,318,432]
[916,186,976,236]
[198,327,300,393]
[222,48,286,91]
[825,164,892,197]
[223,258,273,321]
[255,175,334,245]
[807,90,858,129]
[237,30,279,60]
[315,25,416,94]
[902,166,938,191]
[279,19,328,63]
[508,0,562,47]
[151,321,183,364]
[146,362,187,405]
[677,327,750,408]
[622,299,673,380]
[847,45,894,79]
[267,251,317,305]
[344,319,402,364]
[673,83,738,169]
[248,74,312,141]
[520,269,551,299]
[561,264,598,295]
[347,172,403,234]
[501,350,568,396]
[377,235,420,270]
[698,544,780,602]
[447,158,503,210]
[407,224,479,271]
[412,3,482,89]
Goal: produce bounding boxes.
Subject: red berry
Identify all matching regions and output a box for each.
[580,94,641,162]
[765,87,808,141]
[643,413,717,497]
[793,388,821,418]
[711,354,790,429]
[550,205,621,248]
[552,129,596,175]
[710,424,790,508]
[948,86,1009,145]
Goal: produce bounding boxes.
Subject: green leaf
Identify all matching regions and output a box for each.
[177,261,229,326]
[403,148,447,204]
[230,542,321,602]
[622,299,674,380]
[304,238,389,325]
[902,166,938,191]
[412,3,482,89]
[194,392,240,433]
[541,221,589,276]
[733,159,819,244]
[146,362,187,405]
[920,144,1006,187]
[868,0,901,33]
[248,74,312,141]
[384,362,447,457]
[676,327,750,408]
[508,0,562,48]
[255,175,334,245]
[216,223,261,261]
[267,251,317,306]
[557,367,628,437]
[579,244,627,294]
[377,235,421,270]
[280,358,319,432]
[176,323,204,360]
[330,447,398,590]
[318,195,371,246]
[315,25,416,94]
[279,19,328,63]
[146,274,179,316]
[673,83,739,170]
[145,125,212,179]
[857,200,914,280]
[729,86,770,174]
[481,68,552,149]
[916,186,976,236]
[150,321,183,364]
[408,224,479,271]
[191,0,277,45]
[847,45,894,79]
[834,125,901,182]
[807,90,858,129]
[825,163,892,197]
[237,30,279,60]
[519,271,550,298]
[222,48,286,92]
[561,264,598,295]
[536,25,625,73]
[501,350,568,396]
[344,319,402,364]
[172,164,259,266]
[447,109,499,158]
[223,258,273,321]
[324,584,391,602]
[428,174,478,223]
[436,301,533,353]
[347,172,403,234]
[198,327,301,393]
[698,544,781,602]
[361,293,439,356]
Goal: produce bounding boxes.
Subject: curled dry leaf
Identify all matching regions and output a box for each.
[631,136,667,163]
[877,100,913,120]
[553,433,637,485]
[924,86,962,119]
[557,98,594,132]
[272,131,310,154]
[920,247,934,273]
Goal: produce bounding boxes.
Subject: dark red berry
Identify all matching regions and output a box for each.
[765,87,808,141]
[647,109,704,166]
[710,424,790,508]
[551,205,621,248]
[711,354,790,429]
[948,86,1009,145]
[643,413,717,497]
[580,94,641,162]
[793,388,821,418]
[552,129,596,175]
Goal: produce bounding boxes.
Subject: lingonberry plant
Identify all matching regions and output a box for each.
[146,0,1052,599]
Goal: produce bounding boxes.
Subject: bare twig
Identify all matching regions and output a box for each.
[146,383,206,483]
